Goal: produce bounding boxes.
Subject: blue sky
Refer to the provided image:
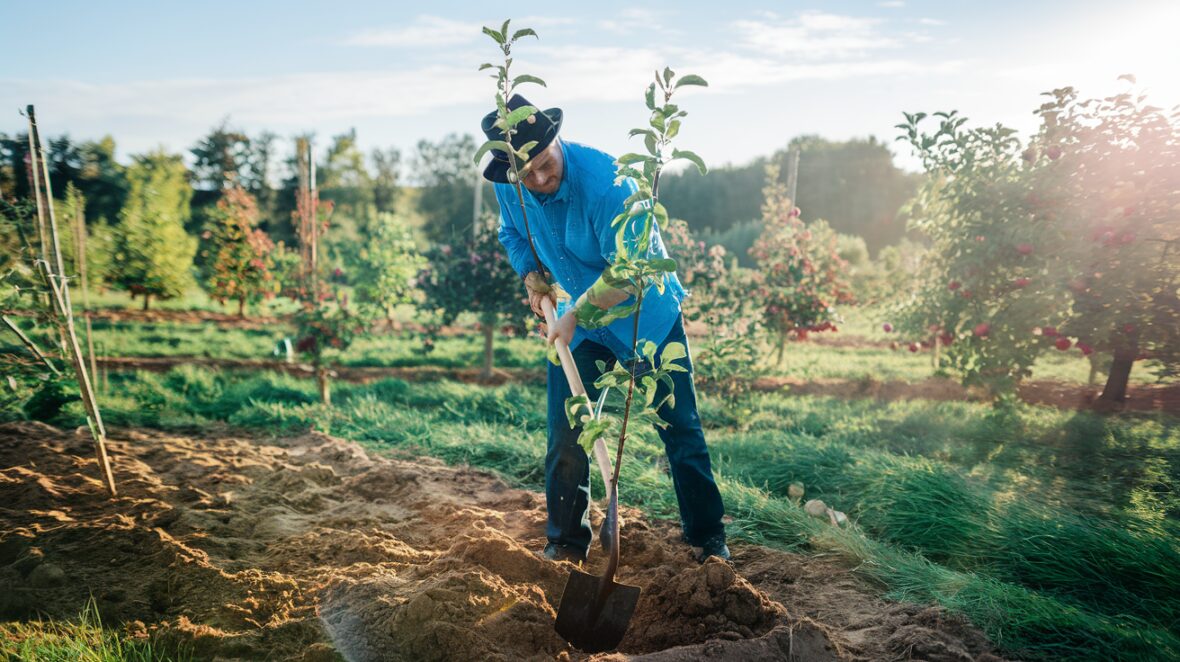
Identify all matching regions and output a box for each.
[4,0,1178,175]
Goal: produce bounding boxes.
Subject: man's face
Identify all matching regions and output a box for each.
[521,140,563,195]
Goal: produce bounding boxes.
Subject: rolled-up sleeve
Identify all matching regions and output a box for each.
[495,185,540,278]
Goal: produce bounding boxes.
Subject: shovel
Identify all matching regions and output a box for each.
[541,298,640,653]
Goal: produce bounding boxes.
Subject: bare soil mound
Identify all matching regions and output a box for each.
[0,422,1007,661]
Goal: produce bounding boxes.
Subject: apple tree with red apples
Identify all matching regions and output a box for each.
[750,163,853,366]
[1032,82,1180,404]
[893,111,1070,396]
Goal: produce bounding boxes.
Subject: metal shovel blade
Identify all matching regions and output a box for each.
[554,568,641,653]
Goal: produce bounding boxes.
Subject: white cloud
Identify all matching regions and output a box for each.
[732,11,899,59]
[343,16,479,48]
[878,1,906,7]
[917,18,946,26]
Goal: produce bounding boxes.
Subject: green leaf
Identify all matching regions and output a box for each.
[483,26,505,44]
[479,63,494,71]
[672,148,707,175]
[645,84,656,110]
[649,110,666,132]
[648,256,677,273]
[673,74,708,89]
[660,341,687,364]
[652,202,669,229]
[512,74,546,88]
[500,19,511,40]
[628,128,656,139]
[644,132,658,155]
[547,344,561,366]
[511,28,538,42]
[564,393,593,428]
[503,105,539,129]
[663,67,674,87]
[642,375,657,406]
[472,140,512,164]
[666,119,681,140]
[615,153,650,166]
[642,340,658,360]
[595,359,608,373]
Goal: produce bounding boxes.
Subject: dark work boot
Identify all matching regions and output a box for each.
[691,534,731,563]
[543,542,587,565]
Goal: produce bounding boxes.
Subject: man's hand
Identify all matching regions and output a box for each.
[523,271,555,318]
[546,308,576,347]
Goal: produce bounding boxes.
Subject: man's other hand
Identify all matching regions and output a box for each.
[546,308,576,347]
[524,271,555,318]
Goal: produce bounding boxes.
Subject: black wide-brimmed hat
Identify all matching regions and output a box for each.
[479,94,563,183]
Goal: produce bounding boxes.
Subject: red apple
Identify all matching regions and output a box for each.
[1014,277,1031,288]
[908,343,920,353]
[1055,337,1072,351]
[948,280,961,291]
[973,323,990,337]
[1041,326,1058,337]
[1016,243,1034,256]
[882,323,894,333]
[1077,342,1093,356]
[1022,147,1038,163]
[1046,145,1062,160]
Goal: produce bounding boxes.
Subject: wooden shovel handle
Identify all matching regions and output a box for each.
[541,297,614,490]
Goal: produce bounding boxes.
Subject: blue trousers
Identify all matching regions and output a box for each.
[545,315,726,552]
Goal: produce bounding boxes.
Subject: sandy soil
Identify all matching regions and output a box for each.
[0,422,1009,661]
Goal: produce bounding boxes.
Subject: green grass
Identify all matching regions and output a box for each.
[7,309,1171,389]
[27,366,1179,660]
[1,600,191,661]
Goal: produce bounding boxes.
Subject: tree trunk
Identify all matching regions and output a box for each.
[142,293,150,311]
[1098,347,1135,406]
[1087,355,1100,386]
[776,332,786,367]
[932,334,942,370]
[238,297,246,318]
[316,364,331,406]
[481,316,495,380]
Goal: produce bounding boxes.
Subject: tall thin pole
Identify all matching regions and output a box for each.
[472,169,483,239]
[26,105,117,496]
[785,148,801,207]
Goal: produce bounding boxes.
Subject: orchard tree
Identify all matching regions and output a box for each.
[417,223,527,379]
[894,111,1069,395]
[1034,82,1180,403]
[750,163,853,365]
[200,187,280,317]
[664,219,767,405]
[353,211,424,324]
[110,150,197,310]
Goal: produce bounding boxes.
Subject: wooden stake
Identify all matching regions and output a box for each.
[71,189,99,388]
[1,314,61,376]
[26,105,117,496]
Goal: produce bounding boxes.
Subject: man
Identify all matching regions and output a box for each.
[481,94,729,565]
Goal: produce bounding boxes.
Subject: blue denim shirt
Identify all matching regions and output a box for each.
[495,139,685,357]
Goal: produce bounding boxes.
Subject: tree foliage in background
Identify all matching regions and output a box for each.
[663,218,766,405]
[200,187,280,317]
[415,133,494,244]
[1035,82,1180,399]
[109,150,197,310]
[660,135,919,257]
[353,212,424,323]
[895,81,1180,402]
[417,223,527,378]
[751,163,853,365]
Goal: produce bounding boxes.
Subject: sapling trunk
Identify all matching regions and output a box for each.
[238,297,246,318]
[316,363,331,406]
[1099,346,1135,406]
[481,314,495,380]
[142,294,150,311]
